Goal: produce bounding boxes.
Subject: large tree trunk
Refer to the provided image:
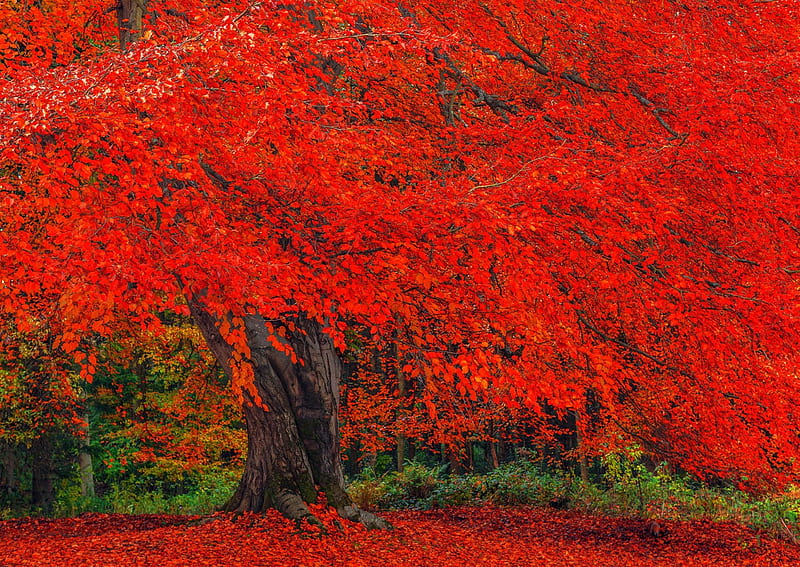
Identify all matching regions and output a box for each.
[188,298,389,529]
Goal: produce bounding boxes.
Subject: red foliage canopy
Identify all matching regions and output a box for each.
[1,0,799,485]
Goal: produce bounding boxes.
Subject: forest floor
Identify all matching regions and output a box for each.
[0,505,798,566]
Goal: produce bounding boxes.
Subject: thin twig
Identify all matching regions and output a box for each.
[576,311,670,368]
[469,141,565,192]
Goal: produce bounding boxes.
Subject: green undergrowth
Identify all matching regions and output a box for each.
[0,468,241,520]
[347,458,800,544]
[4,456,799,545]
[62,469,239,517]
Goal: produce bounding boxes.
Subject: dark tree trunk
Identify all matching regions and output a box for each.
[574,411,590,483]
[487,420,506,470]
[30,435,54,513]
[1,441,18,497]
[444,445,464,475]
[188,298,389,529]
[116,0,148,51]
[395,345,407,473]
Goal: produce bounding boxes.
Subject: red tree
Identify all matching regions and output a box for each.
[2,0,799,525]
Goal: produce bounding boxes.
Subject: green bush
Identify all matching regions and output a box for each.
[429,475,481,508]
[346,454,800,542]
[52,466,239,517]
[348,461,448,510]
[481,460,568,506]
[347,476,388,511]
[348,460,568,510]
[101,467,238,515]
[53,482,110,517]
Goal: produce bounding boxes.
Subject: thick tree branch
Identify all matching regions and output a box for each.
[630,88,685,140]
[432,49,518,122]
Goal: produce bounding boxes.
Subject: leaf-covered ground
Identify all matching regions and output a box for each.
[1,506,797,566]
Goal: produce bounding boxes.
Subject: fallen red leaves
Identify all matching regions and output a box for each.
[0,506,796,566]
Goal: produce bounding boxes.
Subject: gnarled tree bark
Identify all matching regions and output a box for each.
[187,297,389,529]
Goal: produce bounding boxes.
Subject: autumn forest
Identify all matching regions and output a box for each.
[1,0,799,565]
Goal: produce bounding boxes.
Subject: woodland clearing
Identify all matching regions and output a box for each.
[0,506,797,567]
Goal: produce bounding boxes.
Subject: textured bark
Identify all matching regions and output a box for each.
[396,345,407,473]
[487,420,501,470]
[188,297,389,529]
[445,446,464,475]
[116,0,149,51]
[575,411,590,484]
[489,440,499,470]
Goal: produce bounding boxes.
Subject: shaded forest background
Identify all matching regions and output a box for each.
[1,315,591,516]
[4,315,800,545]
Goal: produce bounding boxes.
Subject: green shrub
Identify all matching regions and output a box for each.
[392,462,446,501]
[482,460,568,506]
[347,475,388,511]
[348,460,569,510]
[429,475,481,508]
[53,481,110,517]
[52,466,239,517]
[348,461,447,510]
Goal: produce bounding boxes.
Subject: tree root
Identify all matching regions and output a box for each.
[183,515,224,527]
[336,504,393,530]
[227,489,392,532]
[275,490,327,532]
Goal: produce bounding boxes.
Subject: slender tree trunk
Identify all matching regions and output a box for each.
[1,441,17,497]
[30,435,54,513]
[487,420,501,470]
[116,0,148,51]
[77,413,95,498]
[445,445,464,475]
[488,440,498,470]
[188,298,389,529]
[395,343,407,472]
[574,410,590,483]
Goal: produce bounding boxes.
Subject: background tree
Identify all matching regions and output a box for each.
[0,313,88,513]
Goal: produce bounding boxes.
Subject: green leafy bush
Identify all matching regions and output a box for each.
[346,455,800,542]
[349,462,447,510]
[52,466,239,517]
[481,460,568,506]
[348,460,568,510]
